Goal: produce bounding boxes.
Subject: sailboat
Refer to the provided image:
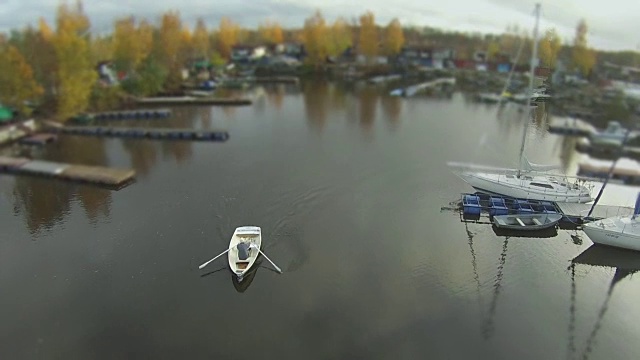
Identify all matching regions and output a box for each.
[448,3,594,203]
[582,193,640,251]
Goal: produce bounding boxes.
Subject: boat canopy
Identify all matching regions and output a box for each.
[237,242,250,260]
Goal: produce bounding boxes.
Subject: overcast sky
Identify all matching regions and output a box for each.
[0,0,638,51]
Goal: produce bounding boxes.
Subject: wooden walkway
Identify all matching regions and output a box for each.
[135,96,252,106]
[0,156,135,188]
[43,126,230,142]
[555,202,634,221]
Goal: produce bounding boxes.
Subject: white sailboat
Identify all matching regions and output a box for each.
[449,3,594,203]
[582,193,640,251]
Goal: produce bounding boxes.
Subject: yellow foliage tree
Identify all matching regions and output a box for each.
[487,41,501,61]
[572,19,596,77]
[192,18,210,59]
[52,1,97,121]
[0,45,44,115]
[538,28,561,68]
[358,11,378,61]
[158,10,184,89]
[327,17,352,57]
[384,18,404,56]
[217,17,239,59]
[259,21,284,44]
[302,10,329,65]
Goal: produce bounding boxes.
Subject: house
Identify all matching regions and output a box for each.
[230,45,269,63]
[397,46,455,68]
[96,60,117,85]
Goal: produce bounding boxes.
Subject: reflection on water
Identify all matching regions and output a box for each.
[570,245,640,360]
[4,80,640,359]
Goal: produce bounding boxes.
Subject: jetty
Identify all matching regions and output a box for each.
[0,156,135,188]
[135,96,252,106]
[368,74,402,84]
[43,125,229,142]
[577,156,640,185]
[0,119,38,145]
[87,108,172,121]
[547,117,595,137]
[390,77,456,97]
[19,133,58,145]
[255,76,299,84]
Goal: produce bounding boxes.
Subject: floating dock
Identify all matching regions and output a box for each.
[135,96,252,106]
[547,117,595,137]
[19,133,58,145]
[452,192,635,225]
[255,76,299,84]
[577,156,640,185]
[390,77,456,97]
[43,126,229,142]
[0,119,37,145]
[0,156,135,188]
[90,108,171,121]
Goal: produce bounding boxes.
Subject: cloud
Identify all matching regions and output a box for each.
[0,0,636,51]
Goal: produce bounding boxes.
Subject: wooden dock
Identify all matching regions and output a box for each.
[556,202,634,222]
[547,117,595,137]
[43,126,230,142]
[19,133,58,145]
[0,156,135,188]
[135,96,252,106]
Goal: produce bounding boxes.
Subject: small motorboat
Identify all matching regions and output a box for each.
[228,226,262,280]
[492,213,562,231]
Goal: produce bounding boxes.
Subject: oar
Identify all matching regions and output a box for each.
[199,247,231,269]
[250,244,282,273]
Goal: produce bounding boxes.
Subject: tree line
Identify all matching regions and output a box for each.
[0,0,629,121]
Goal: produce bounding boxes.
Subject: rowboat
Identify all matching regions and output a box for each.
[228,226,262,280]
[198,226,282,277]
[492,213,562,231]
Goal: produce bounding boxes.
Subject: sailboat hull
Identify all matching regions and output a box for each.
[459,172,593,203]
[583,217,640,251]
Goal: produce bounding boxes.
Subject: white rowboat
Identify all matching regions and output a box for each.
[228,226,262,280]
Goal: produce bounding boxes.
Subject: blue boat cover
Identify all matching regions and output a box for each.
[237,242,250,260]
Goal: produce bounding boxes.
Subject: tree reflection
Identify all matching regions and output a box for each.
[160,107,196,164]
[121,139,158,177]
[265,84,285,110]
[303,79,329,133]
[358,87,378,135]
[13,135,112,233]
[380,95,402,130]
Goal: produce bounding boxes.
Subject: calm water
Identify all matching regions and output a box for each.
[1,79,639,359]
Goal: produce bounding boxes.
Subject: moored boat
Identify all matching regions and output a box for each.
[492,213,562,230]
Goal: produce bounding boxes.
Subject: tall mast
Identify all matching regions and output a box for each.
[517,3,541,178]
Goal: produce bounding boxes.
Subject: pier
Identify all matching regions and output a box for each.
[547,117,595,137]
[43,125,229,142]
[0,156,135,188]
[135,96,252,106]
[390,77,456,97]
[255,76,299,84]
[89,108,172,121]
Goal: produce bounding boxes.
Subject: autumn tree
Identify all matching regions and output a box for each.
[384,18,404,56]
[0,45,44,115]
[358,11,378,61]
[327,17,352,57]
[572,19,596,77]
[191,18,210,59]
[217,17,239,59]
[302,10,329,65]
[52,1,97,120]
[157,10,184,90]
[112,17,153,73]
[259,21,283,44]
[538,28,561,68]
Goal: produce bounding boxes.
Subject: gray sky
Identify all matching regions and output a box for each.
[0,0,638,51]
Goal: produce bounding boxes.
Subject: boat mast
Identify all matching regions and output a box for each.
[517,3,541,178]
